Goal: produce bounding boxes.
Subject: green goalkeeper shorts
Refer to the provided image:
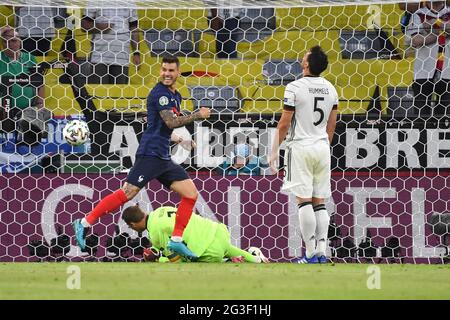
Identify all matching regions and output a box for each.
[197,224,231,263]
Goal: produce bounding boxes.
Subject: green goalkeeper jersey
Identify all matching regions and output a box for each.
[146,206,218,258]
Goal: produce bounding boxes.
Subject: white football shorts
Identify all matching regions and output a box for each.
[281,140,331,198]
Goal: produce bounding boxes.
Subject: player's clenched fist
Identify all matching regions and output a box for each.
[198,107,211,119]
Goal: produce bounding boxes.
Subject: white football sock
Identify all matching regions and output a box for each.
[81,218,91,228]
[171,236,183,242]
[314,204,330,257]
[298,202,316,259]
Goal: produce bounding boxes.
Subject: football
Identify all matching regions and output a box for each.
[248,246,270,263]
[63,120,90,146]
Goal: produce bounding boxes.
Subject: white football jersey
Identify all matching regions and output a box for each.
[284,76,338,145]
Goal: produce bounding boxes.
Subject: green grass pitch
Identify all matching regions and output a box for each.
[1,262,449,300]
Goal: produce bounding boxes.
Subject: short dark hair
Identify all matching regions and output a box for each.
[122,205,145,224]
[307,46,328,76]
[162,55,180,68]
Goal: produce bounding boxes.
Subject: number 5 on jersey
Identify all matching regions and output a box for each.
[313,97,325,126]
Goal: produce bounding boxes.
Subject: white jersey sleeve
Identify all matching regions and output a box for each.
[283,82,297,107]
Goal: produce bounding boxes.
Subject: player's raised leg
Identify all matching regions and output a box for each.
[313,199,330,264]
[73,182,139,250]
[167,178,199,260]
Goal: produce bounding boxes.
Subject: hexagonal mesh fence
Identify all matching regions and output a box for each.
[0,0,449,263]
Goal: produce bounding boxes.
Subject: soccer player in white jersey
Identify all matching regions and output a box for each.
[269,46,338,264]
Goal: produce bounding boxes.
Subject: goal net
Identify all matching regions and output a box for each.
[0,0,448,263]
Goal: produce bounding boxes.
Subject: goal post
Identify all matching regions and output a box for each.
[0,0,448,263]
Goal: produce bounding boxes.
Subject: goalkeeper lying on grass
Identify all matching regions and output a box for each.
[122,205,269,263]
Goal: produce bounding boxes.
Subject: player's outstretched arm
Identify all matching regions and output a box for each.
[159,107,210,129]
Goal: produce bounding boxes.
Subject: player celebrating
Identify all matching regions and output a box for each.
[122,205,269,263]
[73,56,211,260]
[269,46,338,264]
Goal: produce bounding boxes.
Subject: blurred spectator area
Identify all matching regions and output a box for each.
[0,4,415,117]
